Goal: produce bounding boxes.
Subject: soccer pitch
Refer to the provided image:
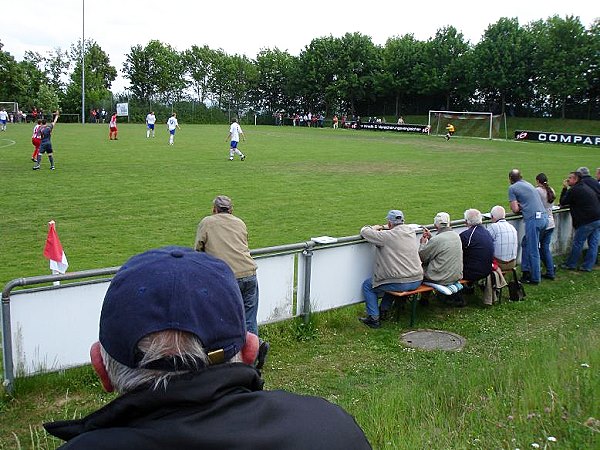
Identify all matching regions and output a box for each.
[1,122,598,285]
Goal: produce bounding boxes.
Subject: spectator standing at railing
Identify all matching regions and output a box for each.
[559,171,600,272]
[488,205,518,271]
[576,167,600,200]
[195,195,268,369]
[535,173,557,280]
[44,246,372,449]
[508,169,547,285]
[358,210,423,329]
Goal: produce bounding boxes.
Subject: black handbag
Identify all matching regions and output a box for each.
[507,269,526,301]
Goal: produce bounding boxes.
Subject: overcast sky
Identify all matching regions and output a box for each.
[3,1,598,92]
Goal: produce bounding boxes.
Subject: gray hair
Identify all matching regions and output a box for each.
[490,205,506,220]
[577,167,590,177]
[102,330,240,393]
[464,208,483,226]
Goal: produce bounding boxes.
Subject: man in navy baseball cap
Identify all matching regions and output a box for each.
[44,246,371,449]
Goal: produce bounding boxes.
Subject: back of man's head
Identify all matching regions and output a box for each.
[577,166,590,177]
[509,169,522,184]
[464,209,483,226]
[490,205,506,221]
[433,212,451,228]
[96,246,252,393]
[213,195,233,213]
[386,209,404,227]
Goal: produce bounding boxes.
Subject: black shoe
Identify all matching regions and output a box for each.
[255,340,270,370]
[520,271,531,282]
[33,165,40,170]
[541,274,555,280]
[522,279,539,285]
[359,315,381,329]
[559,264,576,271]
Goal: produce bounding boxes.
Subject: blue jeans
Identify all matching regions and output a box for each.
[362,278,422,317]
[565,219,600,271]
[521,215,547,282]
[539,228,555,277]
[237,275,259,335]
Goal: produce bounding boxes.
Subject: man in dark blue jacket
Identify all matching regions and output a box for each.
[560,171,600,271]
[44,246,371,449]
[460,209,494,283]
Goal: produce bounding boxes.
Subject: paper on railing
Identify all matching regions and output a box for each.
[311,236,338,244]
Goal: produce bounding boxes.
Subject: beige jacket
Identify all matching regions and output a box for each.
[195,213,257,279]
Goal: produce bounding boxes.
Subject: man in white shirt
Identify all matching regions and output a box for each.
[146,111,156,138]
[167,113,180,145]
[487,205,518,271]
[226,118,246,161]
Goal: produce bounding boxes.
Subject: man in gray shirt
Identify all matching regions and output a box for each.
[508,169,548,284]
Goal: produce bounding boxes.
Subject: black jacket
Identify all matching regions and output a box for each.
[560,182,600,228]
[44,363,371,450]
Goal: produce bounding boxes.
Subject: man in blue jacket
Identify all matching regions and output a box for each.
[44,246,371,449]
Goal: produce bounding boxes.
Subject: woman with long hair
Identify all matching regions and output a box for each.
[536,173,556,279]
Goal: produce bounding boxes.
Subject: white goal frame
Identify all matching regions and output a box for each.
[428,110,507,140]
[0,102,19,113]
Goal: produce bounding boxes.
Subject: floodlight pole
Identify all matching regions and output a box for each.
[81,0,85,124]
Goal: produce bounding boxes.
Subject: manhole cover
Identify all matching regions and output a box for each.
[401,329,466,351]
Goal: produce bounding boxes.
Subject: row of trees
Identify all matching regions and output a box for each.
[1,15,598,121]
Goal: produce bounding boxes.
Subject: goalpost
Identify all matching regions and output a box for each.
[428,110,507,140]
[0,102,19,113]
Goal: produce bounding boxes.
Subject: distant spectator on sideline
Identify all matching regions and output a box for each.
[44,246,372,449]
[460,209,494,283]
[487,205,518,271]
[358,210,423,329]
[332,114,339,129]
[559,171,600,272]
[508,169,547,284]
[535,173,557,280]
[419,212,463,285]
[397,116,405,124]
[195,195,268,369]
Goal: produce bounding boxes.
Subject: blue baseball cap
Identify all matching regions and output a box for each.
[386,210,404,224]
[99,246,246,369]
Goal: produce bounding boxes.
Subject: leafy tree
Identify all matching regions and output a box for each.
[211,53,257,117]
[529,16,589,118]
[62,40,116,114]
[251,48,295,113]
[184,45,218,103]
[473,17,535,114]
[123,40,186,107]
[420,26,471,110]
[583,19,600,119]
[380,34,426,116]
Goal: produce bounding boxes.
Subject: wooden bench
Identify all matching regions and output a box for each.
[387,280,468,327]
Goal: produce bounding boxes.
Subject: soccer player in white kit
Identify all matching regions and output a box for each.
[167,113,180,145]
[146,111,156,138]
[227,118,246,161]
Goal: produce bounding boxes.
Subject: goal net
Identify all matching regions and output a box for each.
[0,102,19,113]
[428,110,507,140]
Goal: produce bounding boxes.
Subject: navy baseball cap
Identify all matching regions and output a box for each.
[99,246,246,369]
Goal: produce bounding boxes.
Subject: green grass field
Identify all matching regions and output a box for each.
[1,120,599,449]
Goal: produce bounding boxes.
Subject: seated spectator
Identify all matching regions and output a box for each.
[460,209,494,283]
[44,247,371,449]
[359,210,423,328]
[419,212,464,306]
[487,205,518,271]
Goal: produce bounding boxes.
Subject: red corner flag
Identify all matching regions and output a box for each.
[43,220,69,274]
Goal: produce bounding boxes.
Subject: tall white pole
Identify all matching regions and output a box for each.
[81,0,85,124]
